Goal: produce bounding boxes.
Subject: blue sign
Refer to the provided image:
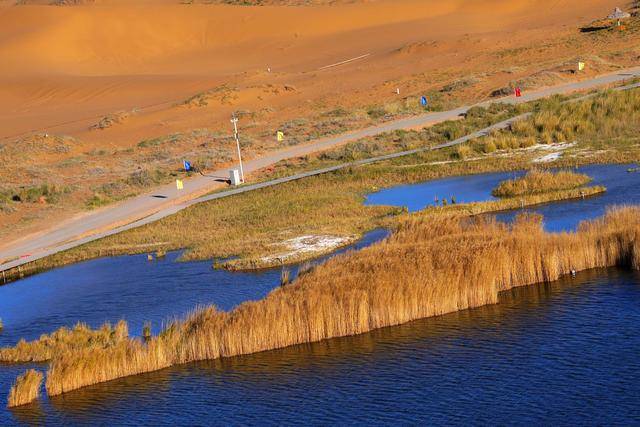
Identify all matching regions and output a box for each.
[183,160,192,172]
[421,96,428,107]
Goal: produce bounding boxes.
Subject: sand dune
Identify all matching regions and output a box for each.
[0,0,620,137]
[0,0,611,76]
[0,0,633,240]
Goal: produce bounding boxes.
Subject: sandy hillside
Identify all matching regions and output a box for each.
[0,0,638,240]
[0,0,627,138]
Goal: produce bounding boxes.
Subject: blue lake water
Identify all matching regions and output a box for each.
[1,163,640,425]
[4,269,640,425]
[365,170,514,208]
[495,164,640,231]
[366,163,640,232]
[0,229,388,346]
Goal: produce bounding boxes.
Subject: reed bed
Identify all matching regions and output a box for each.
[477,88,640,152]
[492,170,592,198]
[42,206,640,398]
[0,186,605,365]
[0,320,128,363]
[7,370,43,408]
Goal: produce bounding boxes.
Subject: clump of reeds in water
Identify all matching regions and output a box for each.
[0,320,128,363]
[142,322,152,342]
[492,169,592,198]
[280,268,291,287]
[7,369,43,408]
[33,207,640,397]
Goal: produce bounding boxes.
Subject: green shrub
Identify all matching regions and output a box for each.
[453,145,473,159]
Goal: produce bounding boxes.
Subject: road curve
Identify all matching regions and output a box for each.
[1,67,639,272]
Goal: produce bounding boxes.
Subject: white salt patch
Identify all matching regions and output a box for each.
[262,235,352,263]
[530,141,576,163]
[533,152,562,163]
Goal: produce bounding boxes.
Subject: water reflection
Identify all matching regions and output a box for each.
[8,399,46,426]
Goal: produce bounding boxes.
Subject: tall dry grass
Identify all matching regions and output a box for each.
[7,370,43,408]
[43,207,640,397]
[0,320,128,363]
[474,88,640,153]
[0,185,605,366]
[510,89,640,144]
[492,169,592,198]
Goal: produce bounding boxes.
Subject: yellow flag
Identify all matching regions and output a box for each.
[578,62,585,71]
[176,179,184,190]
[277,131,284,142]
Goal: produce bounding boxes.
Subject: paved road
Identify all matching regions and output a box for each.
[1,67,639,272]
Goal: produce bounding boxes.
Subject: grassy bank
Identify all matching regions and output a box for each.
[473,88,640,155]
[2,87,638,283]
[35,206,639,400]
[1,155,605,283]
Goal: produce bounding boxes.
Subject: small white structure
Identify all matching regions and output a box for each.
[608,7,631,19]
[230,169,242,186]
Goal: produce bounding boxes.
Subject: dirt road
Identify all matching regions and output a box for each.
[1,67,639,272]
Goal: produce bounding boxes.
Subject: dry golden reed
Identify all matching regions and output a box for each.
[7,369,43,408]
[43,206,640,397]
[0,320,128,363]
[492,169,592,198]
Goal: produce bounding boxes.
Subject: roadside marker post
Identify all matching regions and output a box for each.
[230,114,245,184]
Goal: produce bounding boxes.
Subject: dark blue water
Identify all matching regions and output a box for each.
[1,163,640,425]
[0,230,387,420]
[0,229,388,346]
[496,164,640,231]
[366,163,640,232]
[4,269,640,425]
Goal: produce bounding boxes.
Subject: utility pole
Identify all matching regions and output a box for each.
[230,113,245,183]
